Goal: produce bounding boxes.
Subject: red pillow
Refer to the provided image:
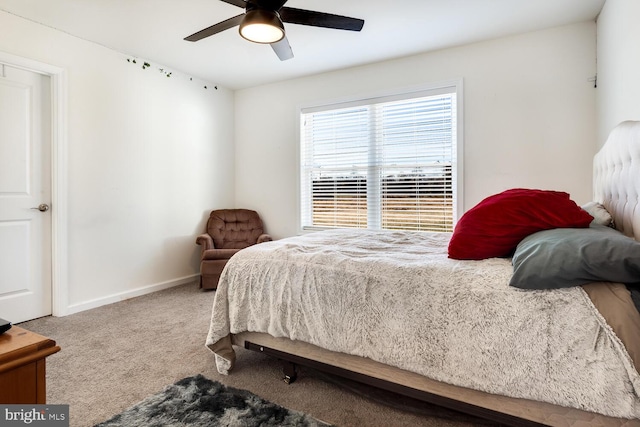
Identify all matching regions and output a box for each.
[448,189,593,260]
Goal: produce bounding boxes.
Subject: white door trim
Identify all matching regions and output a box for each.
[0,51,68,317]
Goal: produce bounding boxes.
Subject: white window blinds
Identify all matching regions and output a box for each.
[300,86,458,232]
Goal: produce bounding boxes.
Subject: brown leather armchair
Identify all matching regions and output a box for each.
[196,209,272,290]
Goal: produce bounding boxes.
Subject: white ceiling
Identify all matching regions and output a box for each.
[0,0,605,90]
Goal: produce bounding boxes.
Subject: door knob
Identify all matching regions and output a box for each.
[31,204,50,212]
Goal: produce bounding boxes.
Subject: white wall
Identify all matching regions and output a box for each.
[0,11,235,313]
[235,22,597,238]
[0,11,600,314]
[596,0,640,147]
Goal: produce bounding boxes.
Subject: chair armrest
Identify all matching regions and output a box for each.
[257,234,273,244]
[196,234,214,251]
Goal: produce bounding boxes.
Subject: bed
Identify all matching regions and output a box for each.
[206,121,640,426]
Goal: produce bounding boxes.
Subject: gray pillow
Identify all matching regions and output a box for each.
[510,225,640,289]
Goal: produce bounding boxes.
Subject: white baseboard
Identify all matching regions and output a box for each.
[63,274,199,316]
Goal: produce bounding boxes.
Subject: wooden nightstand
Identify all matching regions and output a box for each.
[0,325,60,404]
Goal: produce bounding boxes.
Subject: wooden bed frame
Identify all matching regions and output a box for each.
[229,121,640,427]
[236,330,639,426]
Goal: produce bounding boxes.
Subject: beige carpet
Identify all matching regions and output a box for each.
[19,282,500,427]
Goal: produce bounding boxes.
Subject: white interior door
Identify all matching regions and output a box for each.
[0,63,52,323]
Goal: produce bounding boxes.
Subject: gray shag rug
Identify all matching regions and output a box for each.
[95,374,332,427]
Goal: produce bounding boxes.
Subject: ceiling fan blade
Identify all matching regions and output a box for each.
[280,7,364,31]
[271,36,294,61]
[219,0,247,8]
[184,14,245,42]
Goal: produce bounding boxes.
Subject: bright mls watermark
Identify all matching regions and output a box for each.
[1,405,69,426]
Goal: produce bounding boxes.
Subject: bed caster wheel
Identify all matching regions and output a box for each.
[282,361,298,384]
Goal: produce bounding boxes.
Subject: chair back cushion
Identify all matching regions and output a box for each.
[207,209,265,249]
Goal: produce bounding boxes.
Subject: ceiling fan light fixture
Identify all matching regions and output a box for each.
[239,9,285,44]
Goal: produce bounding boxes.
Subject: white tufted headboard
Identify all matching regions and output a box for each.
[593,120,640,240]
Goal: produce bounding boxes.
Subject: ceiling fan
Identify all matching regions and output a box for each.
[184,0,365,61]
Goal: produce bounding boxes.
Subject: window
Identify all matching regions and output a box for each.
[299,83,461,232]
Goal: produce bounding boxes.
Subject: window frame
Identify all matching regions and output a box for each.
[296,79,464,234]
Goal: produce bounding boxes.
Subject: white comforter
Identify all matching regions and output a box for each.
[206,229,640,419]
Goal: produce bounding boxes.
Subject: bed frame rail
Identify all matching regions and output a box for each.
[244,340,545,427]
